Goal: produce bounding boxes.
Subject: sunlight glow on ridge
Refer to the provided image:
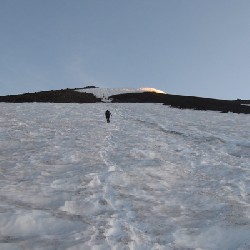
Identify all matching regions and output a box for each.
[139,88,166,94]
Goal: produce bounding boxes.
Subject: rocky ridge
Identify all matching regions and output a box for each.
[0,86,250,114]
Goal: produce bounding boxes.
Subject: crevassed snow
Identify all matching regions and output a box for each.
[76,87,165,102]
[0,103,250,250]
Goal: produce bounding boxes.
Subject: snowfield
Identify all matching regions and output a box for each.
[0,103,249,250]
[76,88,166,102]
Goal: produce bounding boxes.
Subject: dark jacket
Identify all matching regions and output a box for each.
[105,110,111,118]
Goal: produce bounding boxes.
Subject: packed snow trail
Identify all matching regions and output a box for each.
[0,103,249,249]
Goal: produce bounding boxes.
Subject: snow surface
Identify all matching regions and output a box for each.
[0,103,250,250]
[76,88,166,102]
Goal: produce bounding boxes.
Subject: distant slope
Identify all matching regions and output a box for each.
[0,88,101,103]
[0,87,250,114]
[110,92,250,114]
[76,87,165,102]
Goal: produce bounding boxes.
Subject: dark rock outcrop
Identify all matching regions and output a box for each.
[1,87,249,114]
[0,89,101,103]
[110,92,250,114]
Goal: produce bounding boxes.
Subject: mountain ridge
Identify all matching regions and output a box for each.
[0,87,250,114]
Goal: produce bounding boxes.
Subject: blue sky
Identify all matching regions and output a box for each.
[0,0,250,99]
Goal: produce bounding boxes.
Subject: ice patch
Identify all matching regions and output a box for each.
[174,225,250,250]
[0,210,85,237]
[0,103,249,249]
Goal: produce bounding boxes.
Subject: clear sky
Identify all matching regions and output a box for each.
[0,0,250,99]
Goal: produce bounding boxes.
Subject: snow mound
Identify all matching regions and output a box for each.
[76,87,166,102]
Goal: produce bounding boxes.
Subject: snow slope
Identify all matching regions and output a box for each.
[76,87,166,102]
[0,103,249,249]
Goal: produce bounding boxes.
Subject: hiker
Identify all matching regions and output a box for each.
[105,110,111,123]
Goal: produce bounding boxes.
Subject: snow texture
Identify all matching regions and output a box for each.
[76,88,166,102]
[0,103,250,250]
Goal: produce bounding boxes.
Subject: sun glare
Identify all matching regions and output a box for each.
[139,88,166,94]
